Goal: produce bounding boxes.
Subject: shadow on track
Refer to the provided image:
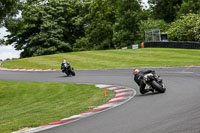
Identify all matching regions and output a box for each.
[58,75,75,78]
[138,92,165,97]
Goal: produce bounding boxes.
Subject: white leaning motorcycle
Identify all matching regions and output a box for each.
[143,73,166,93]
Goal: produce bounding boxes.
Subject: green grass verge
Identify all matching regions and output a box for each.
[2,48,200,70]
[0,81,114,133]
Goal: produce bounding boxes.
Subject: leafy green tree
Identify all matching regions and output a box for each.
[178,0,200,17]
[140,8,152,21]
[112,0,141,48]
[0,38,5,45]
[137,19,169,42]
[148,0,182,22]
[6,0,86,57]
[74,0,118,50]
[167,13,200,42]
[0,0,21,27]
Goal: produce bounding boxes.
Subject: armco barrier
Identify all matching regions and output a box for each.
[144,41,200,49]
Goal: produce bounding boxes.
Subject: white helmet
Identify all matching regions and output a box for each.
[63,59,66,63]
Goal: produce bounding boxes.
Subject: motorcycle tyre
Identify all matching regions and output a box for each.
[65,72,70,77]
[71,70,76,76]
[150,80,166,93]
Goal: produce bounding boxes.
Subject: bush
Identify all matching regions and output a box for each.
[167,13,200,42]
[74,37,90,51]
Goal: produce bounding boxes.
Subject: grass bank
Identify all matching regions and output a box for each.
[2,48,200,70]
[0,81,114,133]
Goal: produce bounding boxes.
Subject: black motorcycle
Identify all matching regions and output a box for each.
[143,73,166,93]
[61,63,75,76]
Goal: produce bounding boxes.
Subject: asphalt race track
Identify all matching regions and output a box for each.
[1,67,200,133]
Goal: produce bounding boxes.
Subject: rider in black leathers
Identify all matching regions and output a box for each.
[133,68,156,94]
[61,59,70,72]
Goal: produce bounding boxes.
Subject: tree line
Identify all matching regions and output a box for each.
[0,0,200,58]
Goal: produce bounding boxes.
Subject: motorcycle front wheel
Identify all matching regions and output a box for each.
[150,80,166,93]
[65,71,70,76]
[71,70,75,76]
